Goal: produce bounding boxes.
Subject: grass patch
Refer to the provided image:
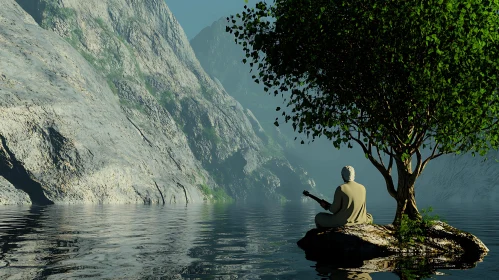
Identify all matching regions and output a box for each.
[107,79,118,95]
[145,79,156,95]
[200,84,217,99]
[158,90,175,107]
[105,69,124,96]
[395,207,442,248]
[203,126,221,145]
[119,98,147,114]
[94,17,110,32]
[199,184,233,202]
[40,2,75,29]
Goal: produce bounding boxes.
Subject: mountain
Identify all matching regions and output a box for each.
[0,0,315,205]
[190,17,499,204]
[190,17,389,203]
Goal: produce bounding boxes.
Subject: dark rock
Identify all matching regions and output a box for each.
[297,221,489,272]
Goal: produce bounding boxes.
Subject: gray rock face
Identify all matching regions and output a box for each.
[191,17,379,199]
[0,0,315,204]
[0,0,207,204]
[0,177,30,205]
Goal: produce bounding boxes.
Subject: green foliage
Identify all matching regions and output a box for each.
[396,214,425,247]
[421,206,442,227]
[40,1,75,29]
[119,98,147,114]
[395,207,441,248]
[200,84,217,99]
[106,70,124,96]
[70,28,84,45]
[158,90,175,108]
[278,194,288,204]
[199,184,233,202]
[262,139,284,159]
[94,17,109,32]
[145,80,156,95]
[203,126,221,145]
[395,256,437,280]
[228,0,499,221]
[228,0,499,162]
[107,79,118,95]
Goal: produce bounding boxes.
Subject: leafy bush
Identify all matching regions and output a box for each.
[41,1,75,29]
[203,127,221,145]
[395,207,442,248]
[199,184,232,202]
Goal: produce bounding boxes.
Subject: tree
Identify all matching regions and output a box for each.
[227,0,499,223]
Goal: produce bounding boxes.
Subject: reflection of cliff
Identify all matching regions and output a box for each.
[0,205,78,278]
[0,204,205,278]
[186,202,318,277]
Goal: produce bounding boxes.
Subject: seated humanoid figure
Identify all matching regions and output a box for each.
[315,166,373,228]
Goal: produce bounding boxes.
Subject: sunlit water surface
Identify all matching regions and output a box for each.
[0,201,497,279]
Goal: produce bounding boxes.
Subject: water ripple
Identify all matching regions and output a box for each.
[0,202,496,279]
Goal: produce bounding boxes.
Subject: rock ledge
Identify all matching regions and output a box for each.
[297,221,488,269]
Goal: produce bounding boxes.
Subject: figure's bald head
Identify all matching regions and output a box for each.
[341,166,355,182]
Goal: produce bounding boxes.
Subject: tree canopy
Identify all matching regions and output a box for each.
[228,0,499,221]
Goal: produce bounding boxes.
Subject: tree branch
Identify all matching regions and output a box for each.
[420,144,444,173]
[376,145,385,167]
[388,148,394,174]
[350,132,397,199]
[414,148,423,176]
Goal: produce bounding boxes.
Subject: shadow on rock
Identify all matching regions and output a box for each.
[298,222,488,279]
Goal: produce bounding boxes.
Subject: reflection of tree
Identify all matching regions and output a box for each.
[309,253,483,280]
[393,256,437,280]
[315,265,372,280]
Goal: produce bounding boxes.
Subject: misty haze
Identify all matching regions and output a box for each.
[0,0,497,279]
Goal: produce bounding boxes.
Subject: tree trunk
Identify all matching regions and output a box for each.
[393,157,421,225]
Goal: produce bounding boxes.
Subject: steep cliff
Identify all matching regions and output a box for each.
[191,17,499,203]
[190,17,382,198]
[0,0,315,204]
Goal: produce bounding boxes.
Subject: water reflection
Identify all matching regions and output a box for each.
[0,205,75,278]
[306,249,485,279]
[184,202,318,278]
[315,266,372,280]
[0,202,495,279]
[300,202,497,280]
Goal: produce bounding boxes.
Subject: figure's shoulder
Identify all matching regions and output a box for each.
[354,181,366,188]
[346,181,366,189]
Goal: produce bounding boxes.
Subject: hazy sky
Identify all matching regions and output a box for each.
[165,0,260,40]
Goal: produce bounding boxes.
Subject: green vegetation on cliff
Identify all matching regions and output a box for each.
[199,183,233,202]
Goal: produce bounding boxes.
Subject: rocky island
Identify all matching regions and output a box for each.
[297,221,489,276]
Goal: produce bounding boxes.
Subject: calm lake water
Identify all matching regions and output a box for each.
[0,201,497,279]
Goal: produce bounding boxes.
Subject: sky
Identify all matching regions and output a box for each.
[165,0,260,40]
